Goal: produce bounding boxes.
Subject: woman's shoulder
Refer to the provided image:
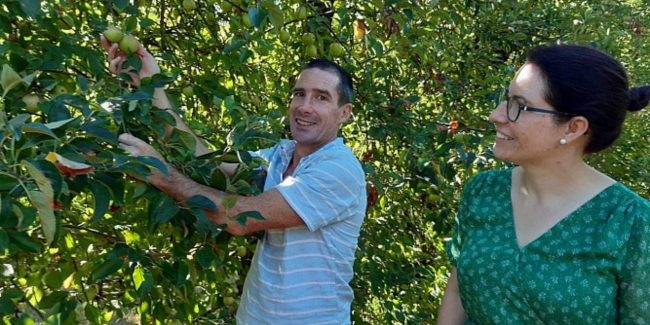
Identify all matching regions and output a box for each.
[603,183,650,211]
[466,168,512,189]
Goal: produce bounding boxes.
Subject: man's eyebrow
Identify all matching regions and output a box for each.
[292,87,333,97]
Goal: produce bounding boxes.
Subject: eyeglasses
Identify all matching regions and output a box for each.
[499,89,578,122]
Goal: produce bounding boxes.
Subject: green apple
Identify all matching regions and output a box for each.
[329,43,344,57]
[119,34,138,54]
[52,85,68,96]
[236,246,247,257]
[251,96,261,106]
[279,30,291,43]
[297,6,308,20]
[241,93,251,104]
[221,1,233,13]
[183,0,196,11]
[182,86,194,97]
[224,296,236,306]
[22,94,41,113]
[302,33,315,45]
[103,26,123,43]
[242,13,253,28]
[305,44,317,57]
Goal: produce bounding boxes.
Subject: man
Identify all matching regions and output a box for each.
[103,37,367,324]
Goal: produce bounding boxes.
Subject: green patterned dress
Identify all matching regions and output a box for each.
[447,169,650,325]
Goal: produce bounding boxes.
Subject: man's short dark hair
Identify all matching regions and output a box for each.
[302,59,353,107]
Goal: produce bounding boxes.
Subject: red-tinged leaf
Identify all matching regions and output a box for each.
[45,152,94,179]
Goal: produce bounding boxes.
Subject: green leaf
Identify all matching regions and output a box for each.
[88,179,111,223]
[82,125,119,145]
[90,259,124,282]
[262,1,283,33]
[221,196,237,210]
[18,0,41,18]
[22,161,56,245]
[84,304,102,325]
[248,7,260,29]
[133,265,153,298]
[22,122,58,139]
[233,210,265,228]
[44,117,77,129]
[149,192,180,223]
[175,129,197,155]
[133,156,169,177]
[0,296,15,314]
[185,195,218,212]
[224,38,246,53]
[1,64,26,96]
[43,313,61,325]
[0,230,8,251]
[38,291,68,309]
[7,231,40,254]
[27,191,57,245]
[195,246,216,269]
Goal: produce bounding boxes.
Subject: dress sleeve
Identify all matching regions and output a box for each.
[446,173,484,266]
[619,200,650,325]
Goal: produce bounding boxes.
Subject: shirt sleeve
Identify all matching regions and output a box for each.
[619,200,650,325]
[275,156,365,231]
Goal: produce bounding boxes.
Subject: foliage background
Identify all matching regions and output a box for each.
[1,0,649,324]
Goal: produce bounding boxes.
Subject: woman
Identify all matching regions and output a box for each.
[437,44,650,325]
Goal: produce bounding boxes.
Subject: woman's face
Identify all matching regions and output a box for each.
[489,63,569,166]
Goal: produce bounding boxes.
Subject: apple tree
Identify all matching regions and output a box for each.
[1,0,649,324]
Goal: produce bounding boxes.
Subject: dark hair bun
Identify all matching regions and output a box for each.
[628,85,650,112]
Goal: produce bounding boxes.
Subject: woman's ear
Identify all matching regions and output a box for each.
[564,116,590,142]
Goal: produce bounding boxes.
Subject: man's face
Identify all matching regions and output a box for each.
[289,68,351,156]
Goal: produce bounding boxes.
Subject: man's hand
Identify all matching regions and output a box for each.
[118,133,170,186]
[100,35,161,86]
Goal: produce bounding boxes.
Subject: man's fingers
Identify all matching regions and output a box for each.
[100,35,112,51]
[109,57,123,74]
[118,133,144,146]
[107,42,121,61]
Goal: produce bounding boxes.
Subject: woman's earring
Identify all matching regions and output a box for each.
[559,138,567,145]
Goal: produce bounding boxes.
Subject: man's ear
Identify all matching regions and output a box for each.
[338,103,352,123]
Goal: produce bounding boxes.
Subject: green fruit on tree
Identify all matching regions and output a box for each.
[103,26,123,43]
[305,44,318,57]
[119,34,139,54]
[59,14,74,29]
[251,96,261,106]
[22,94,41,113]
[169,320,182,325]
[224,296,236,306]
[279,30,291,43]
[257,46,269,56]
[329,43,344,57]
[302,33,315,45]
[182,86,194,97]
[53,85,68,96]
[297,6,308,20]
[242,13,253,28]
[183,0,196,11]
[221,1,233,13]
[241,93,251,104]
[236,246,247,257]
